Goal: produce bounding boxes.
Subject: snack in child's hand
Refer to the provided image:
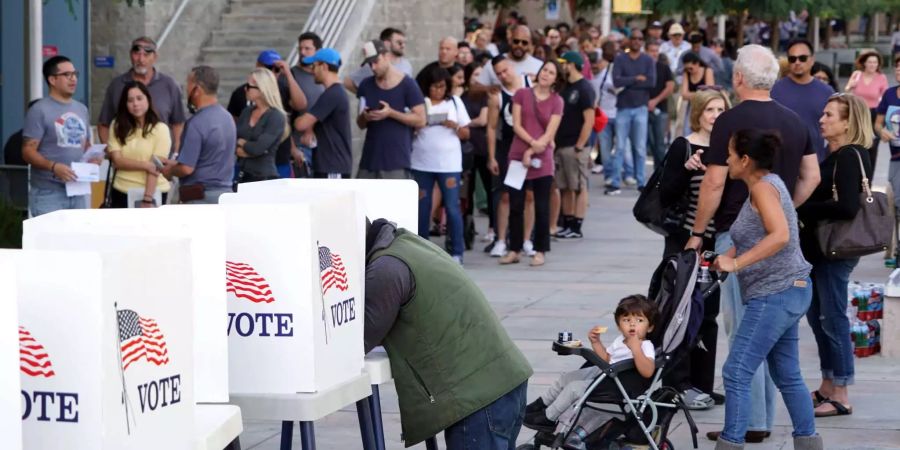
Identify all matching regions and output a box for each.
[560,339,582,348]
[591,326,608,334]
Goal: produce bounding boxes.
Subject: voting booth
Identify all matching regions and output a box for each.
[4,237,194,449]
[236,179,419,232]
[1,260,22,450]
[23,207,229,403]
[219,192,365,394]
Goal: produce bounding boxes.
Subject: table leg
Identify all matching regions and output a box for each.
[356,399,377,450]
[299,421,316,450]
[280,421,294,450]
[368,385,387,450]
[425,436,438,450]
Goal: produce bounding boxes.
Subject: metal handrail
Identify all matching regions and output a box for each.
[156,0,193,49]
[287,0,359,66]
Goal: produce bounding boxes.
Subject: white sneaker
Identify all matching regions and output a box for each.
[451,255,464,265]
[523,240,536,256]
[591,165,604,174]
[482,230,496,242]
[490,240,507,257]
[624,177,638,186]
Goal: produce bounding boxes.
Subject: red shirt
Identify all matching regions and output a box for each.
[508,88,563,180]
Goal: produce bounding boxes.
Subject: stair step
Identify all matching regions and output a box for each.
[216,20,308,32]
[208,33,297,48]
[221,11,311,22]
[228,4,314,15]
[233,0,315,5]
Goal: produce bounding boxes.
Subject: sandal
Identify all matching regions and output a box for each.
[811,390,828,408]
[815,399,852,417]
[499,253,520,265]
[530,253,545,267]
[682,388,714,410]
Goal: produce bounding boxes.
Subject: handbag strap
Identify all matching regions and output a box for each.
[830,147,873,203]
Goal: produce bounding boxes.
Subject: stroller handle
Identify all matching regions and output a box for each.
[551,341,641,375]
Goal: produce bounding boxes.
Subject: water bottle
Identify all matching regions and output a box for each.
[563,426,588,450]
[697,262,713,293]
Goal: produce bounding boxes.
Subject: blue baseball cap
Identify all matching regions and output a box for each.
[257,49,283,67]
[302,48,342,67]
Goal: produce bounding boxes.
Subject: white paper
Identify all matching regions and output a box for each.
[72,162,100,182]
[81,144,107,162]
[503,161,528,190]
[65,181,91,197]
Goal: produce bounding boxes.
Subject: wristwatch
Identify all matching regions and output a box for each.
[690,230,705,238]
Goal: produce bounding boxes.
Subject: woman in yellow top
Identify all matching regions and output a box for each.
[107,81,171,207]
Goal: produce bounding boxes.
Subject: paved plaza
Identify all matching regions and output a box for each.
[240,151,900,449]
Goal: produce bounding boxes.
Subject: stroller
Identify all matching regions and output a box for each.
[518,250,724,450]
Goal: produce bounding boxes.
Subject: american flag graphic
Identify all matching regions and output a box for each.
[226,261,276,303]
[19,326,56,378]
[118,310,170,371]
[319,246,349,295]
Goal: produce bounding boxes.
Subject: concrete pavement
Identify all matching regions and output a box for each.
[239,149,900,449]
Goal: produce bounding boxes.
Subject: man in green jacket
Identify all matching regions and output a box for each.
[365,218,533,448]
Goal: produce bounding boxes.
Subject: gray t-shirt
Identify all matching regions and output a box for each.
[290,66,325,148]
[730,173,812,301]
[177,104,236,189]
[308,84,352,174]
[98,69,186,126]
[22,97,91,189]
[349,57,414,87]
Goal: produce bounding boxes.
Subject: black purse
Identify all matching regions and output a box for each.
[633,139,691,236]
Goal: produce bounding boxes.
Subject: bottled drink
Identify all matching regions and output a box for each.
[698,262,712,283]
[563,426,588,450]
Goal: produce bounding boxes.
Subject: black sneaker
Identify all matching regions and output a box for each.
[604,186,622,196]
[523,410,556,433]
[554,228,572,239]
[564,230,583,239]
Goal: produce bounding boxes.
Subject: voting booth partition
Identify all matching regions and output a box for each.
[3,237,194,449]
[236,179,419,233]
[23,207,229,403]
[1,260,22,450]
[219,191,365,394]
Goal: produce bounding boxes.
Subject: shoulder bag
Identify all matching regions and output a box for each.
[816,147,895,259]
[633,138,692,236]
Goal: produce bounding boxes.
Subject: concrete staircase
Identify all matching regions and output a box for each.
[198,0,316,104]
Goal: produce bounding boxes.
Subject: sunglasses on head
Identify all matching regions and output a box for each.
[131,45,156,54]
[511,39,530,46]
[787,55,809,63]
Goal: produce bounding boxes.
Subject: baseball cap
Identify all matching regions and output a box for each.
[668,23,685,36]
[257,49,283,67]
[649,21,663,29]
[361,39,387,66]
[558,51,584,70]
[302,48,342,67]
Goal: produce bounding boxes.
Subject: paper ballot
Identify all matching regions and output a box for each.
[503,161,528,190]
[65,162,100,197]
[81,144,107,162]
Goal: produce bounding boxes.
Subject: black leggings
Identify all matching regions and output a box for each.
[508,175,552,253]
[109,189,168,208]
[468,154,495,230]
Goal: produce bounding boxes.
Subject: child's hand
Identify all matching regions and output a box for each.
[624,334,643,351]
[587,326,607,343]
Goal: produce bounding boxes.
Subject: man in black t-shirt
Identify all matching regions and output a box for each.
[684,44,821,445]
[293,48,352,178]
[554,52,595,239]
[645,39,675,172]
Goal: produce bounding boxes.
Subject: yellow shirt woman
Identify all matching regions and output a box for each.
[108,120,172,193]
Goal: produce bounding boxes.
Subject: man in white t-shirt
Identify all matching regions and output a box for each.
[344,27,414,93]
[476,25,543,88]
[660,23,691,81]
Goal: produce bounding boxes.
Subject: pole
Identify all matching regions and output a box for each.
[600,0,611,37]
[28,0,42,101]
[813,16,821,52]
[717,15,726,41]
[874,13,880,43]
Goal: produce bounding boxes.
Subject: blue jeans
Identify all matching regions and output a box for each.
[716,232,776,432]
[721,279,816,444]
[807,258,858,386]
[647,110,669,173]
[29,185,89,217]
[597,122,616,177]
[444,381,527,450]
[411,170,464,258]
[613,106,648,187]
[183,187,232,205]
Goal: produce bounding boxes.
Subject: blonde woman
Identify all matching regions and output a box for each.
[798,93,874,418]
[235,68,289,182]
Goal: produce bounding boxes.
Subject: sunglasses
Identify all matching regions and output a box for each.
[787,55,810,63]
[51,70,79,80]
[131,45,156,54]
[511,39,530,46]
[244,84,259,91]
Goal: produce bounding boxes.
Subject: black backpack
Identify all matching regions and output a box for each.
[633,139,691,236]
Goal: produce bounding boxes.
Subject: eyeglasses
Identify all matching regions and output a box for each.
[51,71,79,80]
[697,85,724,92]
[131,45,156,54]
[631,36,644,41]
[244,84,259,91]
[511,39,530,46]
[787,55,810,63]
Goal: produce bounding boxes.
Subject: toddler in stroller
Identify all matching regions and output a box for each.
[524,295,658,432]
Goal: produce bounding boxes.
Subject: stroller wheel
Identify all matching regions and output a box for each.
[659,438,674,450]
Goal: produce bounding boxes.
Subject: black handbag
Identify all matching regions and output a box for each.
[633,139,691,236]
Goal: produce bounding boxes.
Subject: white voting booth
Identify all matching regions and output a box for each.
[23,207,229,403]
[0,260,22,450]
[3,236,194,449]
[237,179,419,232]
[219,191,365,394]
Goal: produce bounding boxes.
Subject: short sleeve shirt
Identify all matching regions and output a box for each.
[606,336,656,364]
[508,88,563,180]
[706,100,815,231]
[108,121,172,193]
[411,96,471,173]
[876,86,900,159]
[356,75,425,171]
[771,77,834,159]
[555,78,596,148]
[476,54,544,86]
[177,104,236,189]
[23,97,90,189]
[98,70,186,126]
[308,84,353,174]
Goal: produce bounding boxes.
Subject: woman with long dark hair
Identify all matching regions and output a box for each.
[107,81,171,207]
[678,52,715,136]
[499,61,563,267]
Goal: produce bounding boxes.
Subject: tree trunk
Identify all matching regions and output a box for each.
[736,11,746,46]
[865,14,874,43]
[824,17,833,49]
[770,18,780,52]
